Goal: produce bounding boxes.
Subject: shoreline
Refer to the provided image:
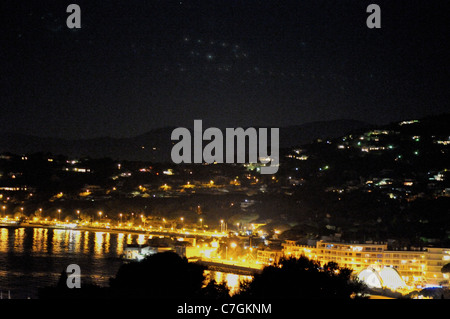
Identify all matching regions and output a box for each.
[0,222,149,236]
[0,222,218,239]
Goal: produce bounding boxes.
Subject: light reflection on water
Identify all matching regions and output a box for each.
[0,227,252,299]
[0,227,132,299]
[205,271,252,296]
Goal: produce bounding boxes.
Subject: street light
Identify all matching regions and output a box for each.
[119,213,123,224]
[2,206,5,217]
[98,211,102,221]
[57,209,61,221]
[199,218,203,228]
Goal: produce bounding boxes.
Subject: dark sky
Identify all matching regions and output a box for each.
[1,0,449,139]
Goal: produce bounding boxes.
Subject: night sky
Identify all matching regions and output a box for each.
[1,0,448,139]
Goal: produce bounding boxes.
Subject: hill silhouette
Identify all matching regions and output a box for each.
[0,119,369,162]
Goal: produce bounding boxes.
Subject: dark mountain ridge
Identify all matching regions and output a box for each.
[0,119,371,161]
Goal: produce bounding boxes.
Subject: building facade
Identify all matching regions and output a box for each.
[256,248,283,266]
[282,240,450,289]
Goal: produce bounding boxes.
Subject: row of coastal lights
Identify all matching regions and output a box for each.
[1,206,260,236]
[1,207,227,232]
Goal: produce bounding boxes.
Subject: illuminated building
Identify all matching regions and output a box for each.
[358,267,407,291]
[282,240,450,289]
[256,248,283,266]
[123,244,174,261]
[123,244,159,261]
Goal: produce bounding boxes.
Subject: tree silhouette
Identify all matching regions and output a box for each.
[235,255,366,299]
[109,251,233,299]
[109,251,206,298]
[442,263,450,274]
[201,279,230,300]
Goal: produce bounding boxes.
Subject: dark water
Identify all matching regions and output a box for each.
[0,227,147,299]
